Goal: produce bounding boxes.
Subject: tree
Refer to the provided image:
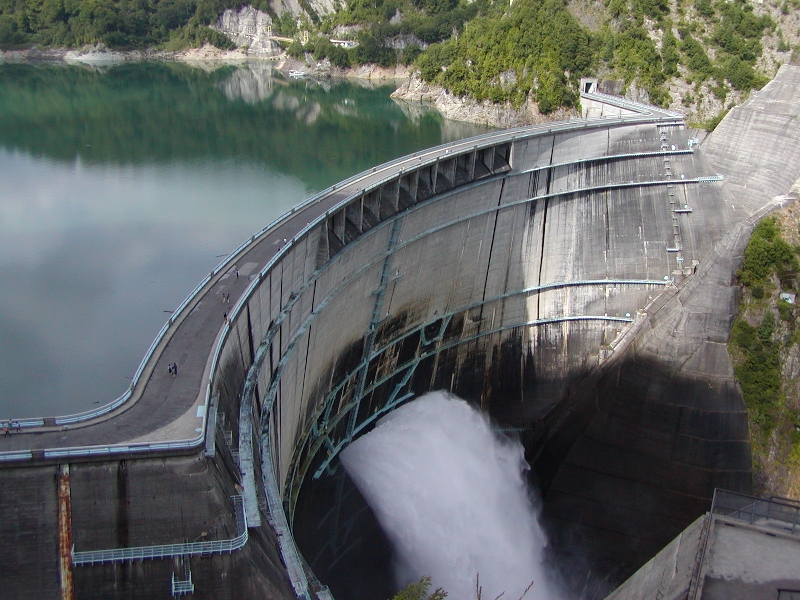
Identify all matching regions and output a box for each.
[392,576,447,600]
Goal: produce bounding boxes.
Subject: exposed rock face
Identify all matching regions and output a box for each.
[214,6,279,56]
[348,64,410,80]
[385,33,427,50]
[269,0,336,18]
[219,63,278,103]
[391,72,579,127]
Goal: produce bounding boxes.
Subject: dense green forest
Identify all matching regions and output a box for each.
[0,0,239,48]
[412,0,777,111]
[0,0,791,115]
[729,215,800,497]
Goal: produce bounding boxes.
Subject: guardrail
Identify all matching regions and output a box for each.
[72,495,247,566]
[581,91,685,119]
[1,112,682,465]
[0,419,44,430]
[711,489,800,533]
[43,439,204,460]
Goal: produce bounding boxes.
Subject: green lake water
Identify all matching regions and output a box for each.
[0,61,493,418]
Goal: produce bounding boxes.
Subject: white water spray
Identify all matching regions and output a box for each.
[341,391,559,600]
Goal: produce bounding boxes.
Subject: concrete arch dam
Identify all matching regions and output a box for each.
[8,68,800,599]
[213,114,751,597]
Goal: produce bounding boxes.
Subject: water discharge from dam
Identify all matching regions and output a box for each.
[341,392,560,600]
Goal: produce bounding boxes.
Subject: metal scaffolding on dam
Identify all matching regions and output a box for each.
[2,67,800,600]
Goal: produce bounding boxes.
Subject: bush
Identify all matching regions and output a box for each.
[732,312,783,431]
[694,0,714,18]
[702,108,729,132]
[681,34,714,79]
[723,55,767,91]
[286,39,305,58]
[740,217,798,287]
[401,43,422,64]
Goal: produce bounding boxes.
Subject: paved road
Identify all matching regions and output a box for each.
[0,114,665,458]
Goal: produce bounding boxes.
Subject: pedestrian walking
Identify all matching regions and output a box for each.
[226,293,230,304]
[168,364,173,376]
[3,426,10,437]
[235,269,239,279]
[173,363,178,376]
[223,311,228,322]
[11,420,19,432]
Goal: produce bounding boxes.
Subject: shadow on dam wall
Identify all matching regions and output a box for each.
[534,356,750,597]
[290,326,751,600]
[283,130,754,598]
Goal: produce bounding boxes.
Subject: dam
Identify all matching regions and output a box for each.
[1,66,800,599]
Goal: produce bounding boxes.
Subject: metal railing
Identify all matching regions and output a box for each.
[43,439,204,460]
[72,496,247,566]
[261,433,312,600]
[171,572,194,596]
[2,113,682,467]
[0,450,33,462]
[711,489,800,534]
[581,91,685,118]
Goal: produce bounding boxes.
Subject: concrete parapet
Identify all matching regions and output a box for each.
[607,491,800,600]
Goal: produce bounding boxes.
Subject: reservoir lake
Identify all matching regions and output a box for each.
[0,61,492,418]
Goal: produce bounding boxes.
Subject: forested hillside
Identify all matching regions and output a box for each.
[730,211,800,498]
[1,0,798,121]
[0,0,238,49]
[417,0,779,113]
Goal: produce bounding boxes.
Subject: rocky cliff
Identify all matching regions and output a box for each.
[390,72,579,128]
[214,6,280,56]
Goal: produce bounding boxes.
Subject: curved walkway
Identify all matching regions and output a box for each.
[0,113,671,463]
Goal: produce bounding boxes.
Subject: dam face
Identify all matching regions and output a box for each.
[10,69,800,598]
[212,115,750,597]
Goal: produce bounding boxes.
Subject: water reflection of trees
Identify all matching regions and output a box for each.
[0,62,491,189]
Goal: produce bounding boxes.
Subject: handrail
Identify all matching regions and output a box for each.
[72,496,247,566]
[711,488,800,533]
[43,437,203,459]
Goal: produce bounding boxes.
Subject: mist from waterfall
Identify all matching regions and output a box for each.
[340,391,560,600]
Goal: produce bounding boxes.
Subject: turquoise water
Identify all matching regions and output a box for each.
[0,62,493,418]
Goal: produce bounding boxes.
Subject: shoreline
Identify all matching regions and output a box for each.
[0,44,565,128]
[0,44,409,78]
[0,44,273,65]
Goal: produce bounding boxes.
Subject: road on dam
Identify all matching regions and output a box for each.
[0,115,672,459]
